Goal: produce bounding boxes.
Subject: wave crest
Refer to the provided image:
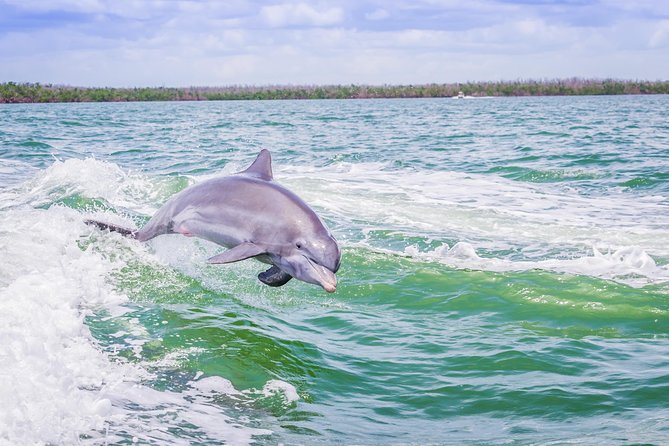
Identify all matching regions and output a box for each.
[401,242,668,287]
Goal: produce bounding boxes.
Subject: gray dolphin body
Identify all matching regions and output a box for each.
[86,150,341,292]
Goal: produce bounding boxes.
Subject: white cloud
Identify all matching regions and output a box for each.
[3,0,166,19]
[2,0,104,13]
[649,19,669,48]
[365,8,389,21]
[259,2,344,27]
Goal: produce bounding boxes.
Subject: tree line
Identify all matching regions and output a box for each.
[1,79,668,103]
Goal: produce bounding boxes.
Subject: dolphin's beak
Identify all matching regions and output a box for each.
[275,254,338,293]
[309,260,337,293]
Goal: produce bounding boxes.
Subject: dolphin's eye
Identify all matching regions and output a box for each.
[296,242,303,249]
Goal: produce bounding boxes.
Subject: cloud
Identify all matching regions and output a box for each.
[259,3,344,27]
[649,19,669,48]
[365,8,389,21]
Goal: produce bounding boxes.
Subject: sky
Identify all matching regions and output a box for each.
[0,0,668,87]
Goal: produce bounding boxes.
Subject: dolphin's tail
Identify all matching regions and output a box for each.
[85,219,138,239]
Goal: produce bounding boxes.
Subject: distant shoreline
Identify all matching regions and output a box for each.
[1,79,668,103]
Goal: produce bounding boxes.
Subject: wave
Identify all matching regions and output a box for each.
[14,157,186,216]
[17,140,54,149]
[620,172,669,190]
[487,165,601,183]
[399,242,669,288]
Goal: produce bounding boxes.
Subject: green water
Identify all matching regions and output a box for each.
[0,96,668,445]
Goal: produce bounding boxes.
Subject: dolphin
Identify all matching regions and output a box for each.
[86,150,341,292]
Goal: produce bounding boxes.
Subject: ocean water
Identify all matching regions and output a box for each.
[0,96,668,445]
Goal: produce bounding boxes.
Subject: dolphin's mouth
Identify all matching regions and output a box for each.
[305,257,337,293]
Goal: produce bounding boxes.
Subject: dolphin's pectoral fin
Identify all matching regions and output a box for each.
[258,266,293,287]
[207,242,266,264]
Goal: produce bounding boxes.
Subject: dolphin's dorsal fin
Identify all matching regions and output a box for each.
[240,149,273,181]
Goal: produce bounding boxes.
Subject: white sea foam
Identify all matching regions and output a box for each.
[402,242,669,287]
[261,380,300,403]
[189,376,299,408]
[283,162,668,245]
[191,376,242,396]
[0,204,134,445]
[22,157,175,215]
